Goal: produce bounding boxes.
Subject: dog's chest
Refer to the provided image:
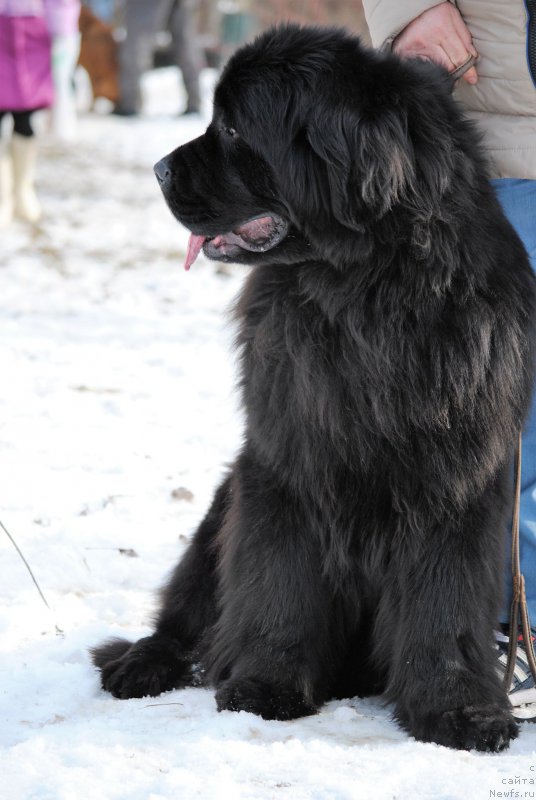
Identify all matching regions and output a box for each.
[236,272,393,475]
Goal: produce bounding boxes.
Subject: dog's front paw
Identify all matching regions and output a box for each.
[91,635,191,699]
[409,704,518,752]
[216,677,317,720]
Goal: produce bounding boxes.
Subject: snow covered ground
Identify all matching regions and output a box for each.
[1,66,536,800]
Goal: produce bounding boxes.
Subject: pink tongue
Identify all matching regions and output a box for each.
[184,234,206,271]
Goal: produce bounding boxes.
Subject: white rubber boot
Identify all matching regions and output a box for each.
[12,133,42,223]
[0,139,14,229]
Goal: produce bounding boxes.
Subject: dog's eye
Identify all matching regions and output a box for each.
[223,126,238,138]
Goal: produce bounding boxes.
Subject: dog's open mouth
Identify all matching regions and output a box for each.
[184,214,289,270]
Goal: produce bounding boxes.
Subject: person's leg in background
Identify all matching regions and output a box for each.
[169,0,205,115]
[492,179,536,621]
[0,112,13,229]
[50,30,81,142]
[11,110,41,223]
[116,0,173,116]
[0,110,42,225]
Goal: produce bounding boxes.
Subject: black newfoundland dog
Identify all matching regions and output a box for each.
[92,26,536,752]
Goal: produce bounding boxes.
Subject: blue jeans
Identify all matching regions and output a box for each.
[492,179,536,621]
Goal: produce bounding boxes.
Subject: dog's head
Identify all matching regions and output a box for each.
[155,25,478,269]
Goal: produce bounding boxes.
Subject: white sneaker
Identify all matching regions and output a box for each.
[496,629,536,721]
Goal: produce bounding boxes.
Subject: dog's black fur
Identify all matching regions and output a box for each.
[92,26,536,751]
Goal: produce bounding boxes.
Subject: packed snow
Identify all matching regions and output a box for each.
[1,66,536,800]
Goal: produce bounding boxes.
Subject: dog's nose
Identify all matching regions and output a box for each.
[154,157,172,187]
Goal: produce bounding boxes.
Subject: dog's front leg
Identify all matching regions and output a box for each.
[386,492,517,752]
[210,451,331,720]
[91,474,232,698]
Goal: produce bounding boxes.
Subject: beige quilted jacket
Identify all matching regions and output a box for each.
[362,0,536,179]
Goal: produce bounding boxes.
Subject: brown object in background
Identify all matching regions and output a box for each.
[252,0,371,44]
[78,6,119,104]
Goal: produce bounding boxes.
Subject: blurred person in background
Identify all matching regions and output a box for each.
[0,0,53,226]
[48,0,81,142]
[114,0,204,117]
[0,0,82,227]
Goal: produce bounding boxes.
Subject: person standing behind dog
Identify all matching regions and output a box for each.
[361,0,536,711]
[47,0,81,142]
[115,0,204,117]
[0,0,53,226]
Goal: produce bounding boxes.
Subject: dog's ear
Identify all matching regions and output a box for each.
[304,102,416,226]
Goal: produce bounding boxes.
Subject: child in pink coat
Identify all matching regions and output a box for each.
[0,0,80,226]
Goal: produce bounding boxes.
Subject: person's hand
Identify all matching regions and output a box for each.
[393,2,478,85]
